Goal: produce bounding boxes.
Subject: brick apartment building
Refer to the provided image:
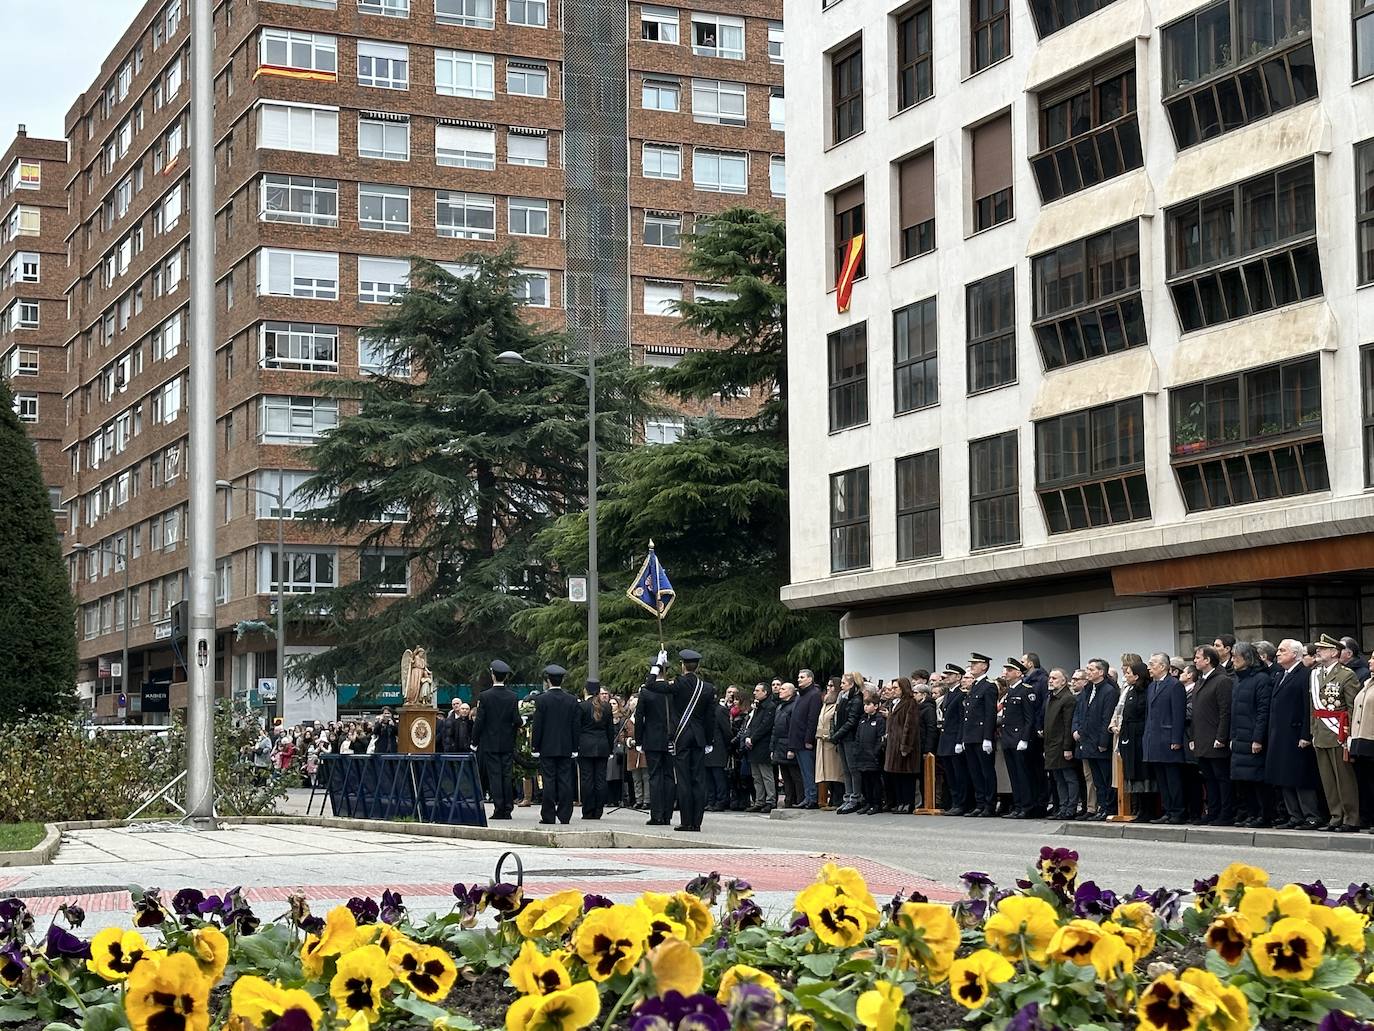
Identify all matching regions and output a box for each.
[3,0,782,720]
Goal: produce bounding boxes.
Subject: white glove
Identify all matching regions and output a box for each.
[1016,740,1028,752]
[532,752,540,758]
[982,740,993,755]
[571,752,578,758]
[656,648,668,667]
[954,743,965,755]
[636,746,644,754]
[705,746,713,754]
[650,665,661,676]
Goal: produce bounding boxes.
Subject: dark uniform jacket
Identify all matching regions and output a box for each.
[373,719,399,754]
[1189,669,1233,759]
[643,672,716,750]
[577,698,615,758]
[473,685,521,753]
[531,689,581,757]
[635,686,672,752]
[793,685,823,750]
[830,687,862,744]
[1229,666,1272,782]
[705,704,731,769]
[438,711,472,753]
[961,678,998,745]
[937,691,965,757]
[1042,687,1076,770]
[737,701,775,763]
[916,698,938,756]
[1118,684,1149,782]
[1000,679,1037,749]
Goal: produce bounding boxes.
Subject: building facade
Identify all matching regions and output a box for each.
[25,0,781,720]
[784,0,1374,677]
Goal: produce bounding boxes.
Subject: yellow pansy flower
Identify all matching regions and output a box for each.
[1179,968,1249,1031]
[510,941,573,997]
[648,937,703,997]
[330,945,394,1022]
[1137,972,1217,1031]
[856,980,908,1031]
[948,950,1014,1009]
[1204,913,1252,966]
[1306,904,1369,951]
[88,928,151,982]
[190,926,228,982]
[230,974,324,1030]
[1216,863,1269,893]
[795,882,880,949]
[984,896,1059,965]
[124,953,212,1031]
[716,964,781,1004]
[516,891,585,941]
[388,939,457,1002]
[572,905,649,982]
[505,981,600,1031]
[1250,917,1325,981]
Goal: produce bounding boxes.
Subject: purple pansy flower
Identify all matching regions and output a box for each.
[583,894,614,912]
[379,890,405,925]
[632,991,731,1031]
[346,896,380,925]
[44,925,90,961]
[172,889,206,917]
[1073,882,1120,920]
[1317,1013,1374,1031]
[132,889,166,928]
[685,872,722,906]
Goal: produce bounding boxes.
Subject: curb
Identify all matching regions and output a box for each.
[0,824,62,868]
[1060,821,1374,852]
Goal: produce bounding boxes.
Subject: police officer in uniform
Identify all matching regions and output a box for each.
[531,664,581,825]
[644,647,716,832]
[472,659,522,820]
[937,663,971,815]
[1000,658,1038,819]
[636,668,675,826]
[961,653,999,817]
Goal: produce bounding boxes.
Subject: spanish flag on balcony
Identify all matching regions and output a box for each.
[253,65,339,82]
[836,233,865,314]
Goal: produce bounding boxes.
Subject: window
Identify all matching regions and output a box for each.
[3,299,39,331]
[827,323,868,431]
[513,270,550,307]
[831,41,863,144]
[153,314,182,360]
[216,558,232,605]
[1170,356,1326,511]
[358,115,409,160]
[896,451,940,560]
[1036,398,1150,533]
[12,393,38,423]
[260,396,339,443]
[645,417,685,444]
[509,197,550,236]
[1357,139,1374,284]
[1032,222,1145,369]
[644,280,682,316]
[256,470,327,518]
[261,322,339,370]
[3,251,39,286]
[832,181,865,281]
[357,40,409,89]
[643,77,680,111]
[896,149,935,260]
[358,257,409,303]
[966,270,1016,393]
[1166,159,1320,332]
[507,62,548,96]
[436,191,497,239]
[693,78,746,125]
[6,206,40,237]
[360,552,409,594]
[643,143,682,179]
[644,213,681,247]
[2,348,38,377]
[260,547,337,594]
[358,333,411,375]
[1163,0,1315,149]
[359,0,409,15]
[257,103,339,154]
[436,50,495,99]
[829,467,870,572]
[971,0,1010,71]
[692,13,744,58]
[260,174,338,226]
[894,297,937,413]
[693,149,747,193]
[508,0,547,26]
[1032,55,1141,203]
[1030,0,1121,37]
[896,4,933,110]
[436,0,494,26]
[642,5,680,41]
[507,132,548,166]
[1360,0,1374,79]
[259,28,337,75]
[972,112,1013,231]
[358,183,410,232]
[257,249,339,299]
[970,432,1019,548]
[770,155,785,196]
[435,125,495,169]
[1363,346,1374,486]
[768,21,784,62]
[770,88,784,130]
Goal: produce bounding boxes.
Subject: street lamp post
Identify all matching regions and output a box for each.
[496,350,598,682]
[217,479,286,718]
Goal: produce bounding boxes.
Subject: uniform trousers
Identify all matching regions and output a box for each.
[483,750,514,817]
[1003,746,1034,811]
[673,746,707,828]
[646,750,675,823]
[963,748,996,810]
[778,761,803,807]
[1282,786,1323,823]
[578,756,608,819]
[538,755,575,824]
[1316,746,1360,826]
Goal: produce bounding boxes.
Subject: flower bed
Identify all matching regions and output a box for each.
[0,848,1372,1030]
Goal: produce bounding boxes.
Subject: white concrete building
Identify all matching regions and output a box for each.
[783,0,1374,677]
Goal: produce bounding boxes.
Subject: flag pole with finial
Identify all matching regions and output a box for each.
[651,539,664,650]
[626,539,677,652]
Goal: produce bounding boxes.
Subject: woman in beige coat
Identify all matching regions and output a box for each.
[815,678,845,809]
[1349,673,1374,832]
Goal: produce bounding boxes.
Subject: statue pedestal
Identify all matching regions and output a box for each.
[399,705,439,754]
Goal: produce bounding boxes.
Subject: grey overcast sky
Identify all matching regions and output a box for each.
[0,0,146,143]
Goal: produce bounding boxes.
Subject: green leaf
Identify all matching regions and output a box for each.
[791,981,857,1031]
[77,1001,130,1031]
[1203,950,1234,979]
[798,954,840,978]
[39,1023,81,1031]
[391,994,477,1027]
[1310,954,1360,990]
[1331,984,1374,1018]
[0,1004,36,1022]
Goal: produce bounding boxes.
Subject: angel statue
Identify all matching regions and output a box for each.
[401,647,435,706]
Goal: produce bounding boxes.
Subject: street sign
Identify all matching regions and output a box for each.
[153,621,172,641]
[98,657,111,678]
[142,684,170,713]
[111,662,123,679]
[258,677,278,702]
[568,576,588,602]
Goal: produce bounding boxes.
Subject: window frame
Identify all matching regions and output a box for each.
[356,40,410,90]
[644,213,682,247]
[357,115,410,161]
[895,450,940,561]
[435,190,497,240]
[690,12,744,59]
[509,196,550,236]
[435,0,494,27]
[641,4,680,43]
[260,321,339,371]
[692,78,747,126]
[1031,220,1146,370]
[829,466,871,572]
[971,0,1011,73]
[895,2,933,112]
[357,182,411,232]
[259,173,338,227]
[692,147,748,193]
[831,40,863,145]
[506,61,549,97]
[643,142,683,180]
[435,49,495,99]
[1035,397,1151,533]
[965,269,1017,394]
[827,322,869,432]
[508,0,548,26]
[969,431,1020,549]
[893,295,938,414]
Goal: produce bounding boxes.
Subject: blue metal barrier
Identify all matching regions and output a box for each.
[320,754,487,827]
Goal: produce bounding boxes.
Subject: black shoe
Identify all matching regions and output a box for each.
[646,819,670,826]
[1148,816,1169,824]
[490,812,512,820]
[1337,824,1359,833]
[944,807,965,817]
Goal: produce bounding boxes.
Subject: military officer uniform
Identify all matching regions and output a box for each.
[643,648,716,831]
[472,660,522,819]
[961,653,999,816]
[636,675,675,825]
[531,664,581,825]
[999,658,1039,818]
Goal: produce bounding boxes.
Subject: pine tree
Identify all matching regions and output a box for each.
[0,378,77,721]
[515,209,841,688]
[289,253,653,692]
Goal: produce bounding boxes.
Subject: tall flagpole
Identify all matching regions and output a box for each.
[184,0,217,824]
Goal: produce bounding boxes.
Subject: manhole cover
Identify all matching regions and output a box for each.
[520,868,639,877]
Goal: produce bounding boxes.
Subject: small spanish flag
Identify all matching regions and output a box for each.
[836,233,865,314]
[253,65,339,82]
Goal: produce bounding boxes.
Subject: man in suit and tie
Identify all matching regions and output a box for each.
[644,647,716,832]
[1189,645,1234,825]
[960,653,999,817]
[1073,658,1119,821]
[1142,652,1188,824]
[1265,638,1324,829]
[472,659,522,820]
[531,664,581,825]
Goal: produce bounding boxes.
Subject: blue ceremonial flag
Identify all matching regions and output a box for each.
[626,540,676,618]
